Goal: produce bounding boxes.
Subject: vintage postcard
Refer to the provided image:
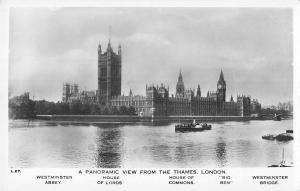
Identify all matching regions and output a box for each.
[1,2,300,191]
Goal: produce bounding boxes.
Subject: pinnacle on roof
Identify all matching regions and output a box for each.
[178,69,183,82]
[107,39,112,50]
[218,69,225,82]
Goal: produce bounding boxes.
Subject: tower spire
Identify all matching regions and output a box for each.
[118,43,122,55]
[107,26,112,50]
[109,25,112,42]
[98,43,102,54]
[197,84,201,97]
[176,69,185,97]
[178,69,183,82]
[219,69,225,82]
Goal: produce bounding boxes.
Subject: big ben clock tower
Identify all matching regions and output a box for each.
[217,69,226,103]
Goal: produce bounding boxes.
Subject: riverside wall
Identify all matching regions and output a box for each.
[36,115,251,123]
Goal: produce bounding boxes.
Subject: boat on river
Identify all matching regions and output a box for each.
[262,134,276,140]
[175,120,212,132]
[275,133,293,141]
[262,132,293,142]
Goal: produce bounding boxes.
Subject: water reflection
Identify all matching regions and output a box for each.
[215,138,227,167]
[174,135,189,165]
[150,145,172,163]
[94,124,124,168]
[174,145,186,164]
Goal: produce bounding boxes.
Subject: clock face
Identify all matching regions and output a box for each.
[218,83,226,89]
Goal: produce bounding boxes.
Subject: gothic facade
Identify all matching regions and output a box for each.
[62,40,256,117]
[111,70,252,117]
[97,40,122,106]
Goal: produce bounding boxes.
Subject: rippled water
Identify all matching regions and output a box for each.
[9,120,293,168]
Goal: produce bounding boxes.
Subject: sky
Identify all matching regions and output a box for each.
[8,7,293,106]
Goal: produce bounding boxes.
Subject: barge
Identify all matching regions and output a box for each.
[175,120,212,132]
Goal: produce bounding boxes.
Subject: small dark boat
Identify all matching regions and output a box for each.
[275,133,293,141]
[262,134,276,141]
[175,120,212,132]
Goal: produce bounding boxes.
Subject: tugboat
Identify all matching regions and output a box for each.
[175,120,212,132]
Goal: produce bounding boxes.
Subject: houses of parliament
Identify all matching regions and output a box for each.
[63,39,261,117]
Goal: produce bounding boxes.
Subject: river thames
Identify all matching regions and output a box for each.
[9,119,293,168]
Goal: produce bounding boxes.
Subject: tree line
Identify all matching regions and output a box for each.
[9,99,136,119]
[260,101,293,117]
[260,107,292,117]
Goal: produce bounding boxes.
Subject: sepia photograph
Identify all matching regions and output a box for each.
[8,7,294,170]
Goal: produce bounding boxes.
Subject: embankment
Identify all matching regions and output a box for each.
[36,115,251,123]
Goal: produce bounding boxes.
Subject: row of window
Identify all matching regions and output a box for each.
[112,100,148,106]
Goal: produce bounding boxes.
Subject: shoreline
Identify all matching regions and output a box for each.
[33,114,254,123]
[9,115,292,124]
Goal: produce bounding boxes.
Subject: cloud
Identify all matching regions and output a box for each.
[126,32,171,46]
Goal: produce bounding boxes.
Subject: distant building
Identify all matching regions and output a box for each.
[69,90,97,104]
[97,40,122,106]
[9,92,30,106]
[251,99,261,114]
[237,95,251,117]
[62,83,96,104]
[62,83,78,102]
